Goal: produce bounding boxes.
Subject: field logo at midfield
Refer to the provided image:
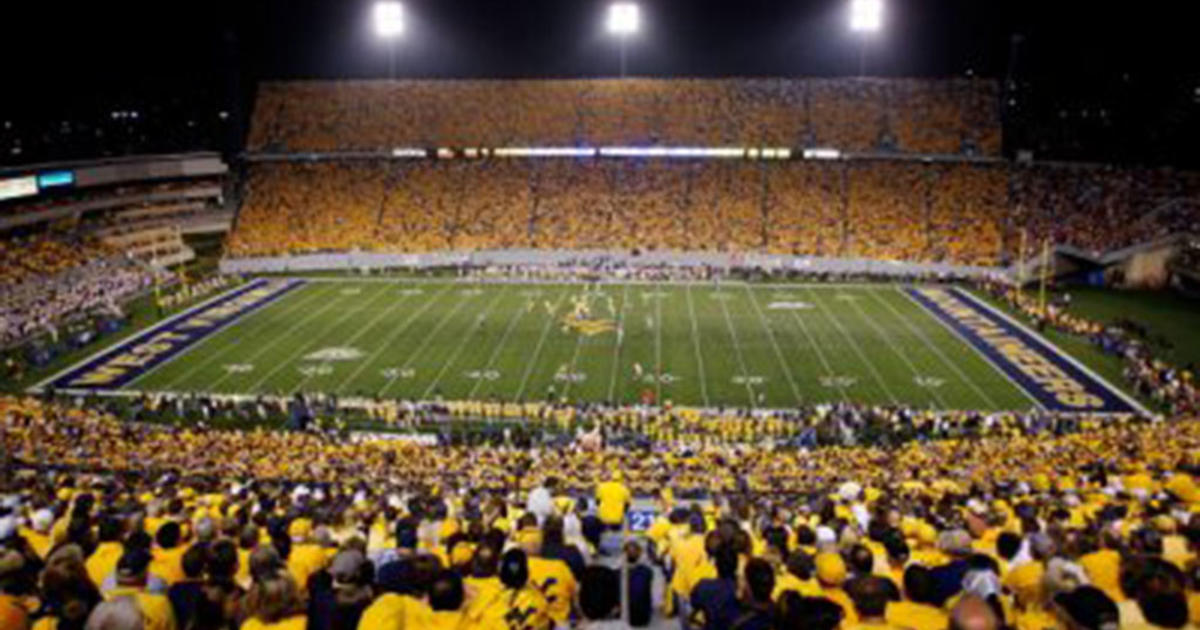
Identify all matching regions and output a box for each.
[304,347,365,361]
[560,292,616,337]
[905,287,1138,413]
[41,279,305,391]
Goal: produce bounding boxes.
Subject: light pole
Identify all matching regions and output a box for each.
[606,2,640,78]
[373,1,405,79]
[849,0,883,77]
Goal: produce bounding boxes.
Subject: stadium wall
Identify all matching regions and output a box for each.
[218,249,999,278]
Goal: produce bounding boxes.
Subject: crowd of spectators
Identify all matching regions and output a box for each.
[228,160,1016,266]
[247,79,1001,156]
[2,392,1200,630]
[231,78,1200,266]
[1005,166,1200,257]
[228,157,1200,267]
[0,234,165,347]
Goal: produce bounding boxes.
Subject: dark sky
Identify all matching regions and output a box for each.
[2,1,1198,164]
[4,1,1195,88]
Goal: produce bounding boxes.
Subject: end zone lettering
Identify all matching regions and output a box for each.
[905,287,1135,414]
[45,279,305,391]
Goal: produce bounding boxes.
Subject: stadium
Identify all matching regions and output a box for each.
[2,1,1200,629]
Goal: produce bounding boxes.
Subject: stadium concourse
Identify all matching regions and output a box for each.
[2,75,1200,630]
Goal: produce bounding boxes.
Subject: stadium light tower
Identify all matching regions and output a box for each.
[606,2,640,78]
[373,1,405,79]
[849,0,883,76]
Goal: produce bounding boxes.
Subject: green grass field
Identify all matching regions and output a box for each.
[103,279,1052,411]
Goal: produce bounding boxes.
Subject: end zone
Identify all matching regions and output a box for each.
[31,278,306,393]
[906,287,1145,415]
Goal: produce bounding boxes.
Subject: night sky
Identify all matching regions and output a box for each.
[2,0,1198,165]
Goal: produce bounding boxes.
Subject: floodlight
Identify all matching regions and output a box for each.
[374,1,404,38]
[849,0,883,32]
[606,2,640,36]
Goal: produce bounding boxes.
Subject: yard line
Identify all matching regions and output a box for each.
[803,287,900,404]
[870,287,999,409]
[335,284,453,393]
[467,289,531,399]
[743,285,804,405]
[843,288,948,409]
[205,286,355,392]
[606,284,630,403]
[898,287,1044,411]
[683,284,710,407]
[514,288,570,402]
[421,287,509,399]
[781,307,849,403]
[716,290,758,408]
[654,282,664,402]
[376,290,475,398]
[153,283,332,391]
[242,285,396,393]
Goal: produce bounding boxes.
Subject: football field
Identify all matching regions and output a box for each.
[41,278,1143,412]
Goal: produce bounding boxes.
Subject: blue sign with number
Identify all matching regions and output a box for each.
[627,510,655,532]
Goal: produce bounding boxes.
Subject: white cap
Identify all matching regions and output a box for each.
[31,509,54,533]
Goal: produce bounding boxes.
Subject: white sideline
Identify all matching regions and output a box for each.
[286,275,953,289]
[48,385,1142,418]
[29,279,284,394]
[950,288,1150,416]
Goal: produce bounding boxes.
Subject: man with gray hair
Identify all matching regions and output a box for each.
[192,517,216,545]
[85,597,145,630]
